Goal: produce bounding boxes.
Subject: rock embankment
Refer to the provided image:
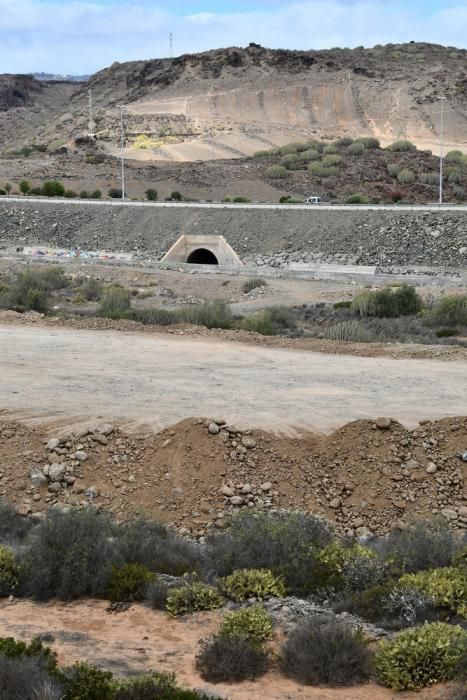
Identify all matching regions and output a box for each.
[0,201,466,267]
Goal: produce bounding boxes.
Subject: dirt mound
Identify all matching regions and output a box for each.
[2,415,466,537]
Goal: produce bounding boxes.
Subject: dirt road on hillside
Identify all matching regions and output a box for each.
[1,324,466,434]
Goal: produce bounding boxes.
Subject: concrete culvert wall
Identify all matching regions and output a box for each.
[186,248,218,265]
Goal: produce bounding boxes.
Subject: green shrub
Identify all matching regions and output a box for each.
[0,654,62,700]
[448,170,462,184]
[253,150,271,157]
[399,567,467,618]
[232,195,251,203]
[355,136,380,149]
[0,546,19,596]
[323,321,373,342]
[427,295,467,327]
[98,285,131,317]
[387,162,402,177]
[397,169,416,184]
[299,148,320,161]
[106,563,155,602]
[220,568,286,601]
[322,154,342,166]
[375,623,466,690]
[220,606,273,644]
[80,276,102,301]
[60,662,114,700]
[351,285,422,318]
[41,180,65,197]
[0,636,58,675]
[205,511,334,595]
[308,162,339,177]
[144,578,169,609]
[420,172,440,185]
[436,327,459,338]
[145,188,157,201]
[79,190,89,199]
[196,634,268,682]
[345,193,369,204]
[0,500,32,544]
[279,143,299,155]
[279,153,300,169]
[19,180,30,195]
[133,301,231,330]
[108,188,122,198]
[387,140,417,152]
[237,310,275,335]
[446,150,465,164]
[316,541,386,591]
[65,189,78,198]
[90,189,102,199]
[348,142,365,156]
[281,619,371,686]
[453,185,466,201]
[335,137,354,148]
[170,190,183,201]
[166,581,223,616]
[112,671,217,699]
[265,165,289,179]
[242,278,267,294]
[0,189,5,196]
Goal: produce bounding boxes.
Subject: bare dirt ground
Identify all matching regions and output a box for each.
[1,323,466,435]
[0,599,455,700]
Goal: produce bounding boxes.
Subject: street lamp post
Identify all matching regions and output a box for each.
[438,96,446,206]
[120,106,125,200]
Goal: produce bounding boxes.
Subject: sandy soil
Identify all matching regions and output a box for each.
[0,599,453,700]
[1,323,466,434]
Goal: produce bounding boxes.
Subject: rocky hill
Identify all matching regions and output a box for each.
[1,42,467,162]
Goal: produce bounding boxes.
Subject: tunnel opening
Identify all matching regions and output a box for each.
[186,248,219,265]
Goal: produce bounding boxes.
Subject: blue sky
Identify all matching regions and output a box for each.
[2,0,467,74]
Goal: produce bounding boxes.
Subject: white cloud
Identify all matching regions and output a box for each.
[1,0,467,74]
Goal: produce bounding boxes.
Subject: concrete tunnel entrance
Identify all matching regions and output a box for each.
[186,248,218,265]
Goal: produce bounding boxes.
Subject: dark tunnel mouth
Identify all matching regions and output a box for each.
[186,248,219,265]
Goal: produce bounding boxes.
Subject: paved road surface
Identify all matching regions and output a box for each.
[1,324,465,434]
[1,197,465,212]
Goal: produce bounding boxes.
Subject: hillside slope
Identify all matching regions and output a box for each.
[1,43,467,161]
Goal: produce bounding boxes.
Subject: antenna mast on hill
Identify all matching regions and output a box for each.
[120,106,126,200]
[169,32,174,58]
[88,89,96,138]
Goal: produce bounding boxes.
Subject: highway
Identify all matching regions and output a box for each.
[1,196,467,212]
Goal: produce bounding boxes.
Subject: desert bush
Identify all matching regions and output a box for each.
[426,295,467,327]
[279,143,299,155]
[320,143,337,155]
[79,190,89,199]
[98,285,131,317]
[279,153,300,169]
[133,302,232,330]
[220,606,273,645]
[60,662,114,700]
[399,567,467,618]
[383,585,434,625]
[237,310,274,335]
[145,188,158,201]
[80,276,102,301]
[114,517,201,576]
[299,148,320,161]
[281,619,371,686]
[348,142,365,156]
[397,169,416,184]
[308,162,339,177]
[323,320,373,342]
[316,541,385,591]
[166,581,223,616]
[375,622,466,690]
[112,671,217,699]
[232,195,251,202]
[0,654,62,700]
[0,636,58,675]
[379,519,464,574]
[448,170,463,184]
[345,193,369,204]
[387,162,402,177]
[220,568,286,601]
[335,137,354,148]
[0,546,19,596]
[196,634,268,682]
[253,150,271,157]
[335,582,396,622]
[436,327,459,338]
[446,150,465,164]
[108,188,122,198]
[420,172,440,185]
[144,578,169,609]
[242,278,267,294]
[90,189,102,199]
[355,136,380,149]
[265,165,289,179]
[106,563,155,602]
[279,196,302,204]
[351,285,422,318]
[0,189,5,195]
[322,154,342,166]
[205,511,334,595]
[170,191,183,201]
[0,266,68,313]
[453,185,466,200]
[0,499,32,543]
[20,507,116,600]
[64,189,78,198]
[19,180,30,195]
[41,180,65,197]
[387,140,417,152]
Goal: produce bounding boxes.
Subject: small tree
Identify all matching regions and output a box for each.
[108,188,122,199]
[145,188,158,201]
[19,180,30,195]
[41,181,65,197]
[170,190,183,201]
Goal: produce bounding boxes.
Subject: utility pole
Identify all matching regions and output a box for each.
[120,106,125,200]
[169,32,174,58]
[438,96,446,206]
[88,89,96,138]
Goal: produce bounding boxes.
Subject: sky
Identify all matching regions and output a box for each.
[2,0,467,74]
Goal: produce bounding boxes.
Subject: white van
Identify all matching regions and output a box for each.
[305,196,322,204]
